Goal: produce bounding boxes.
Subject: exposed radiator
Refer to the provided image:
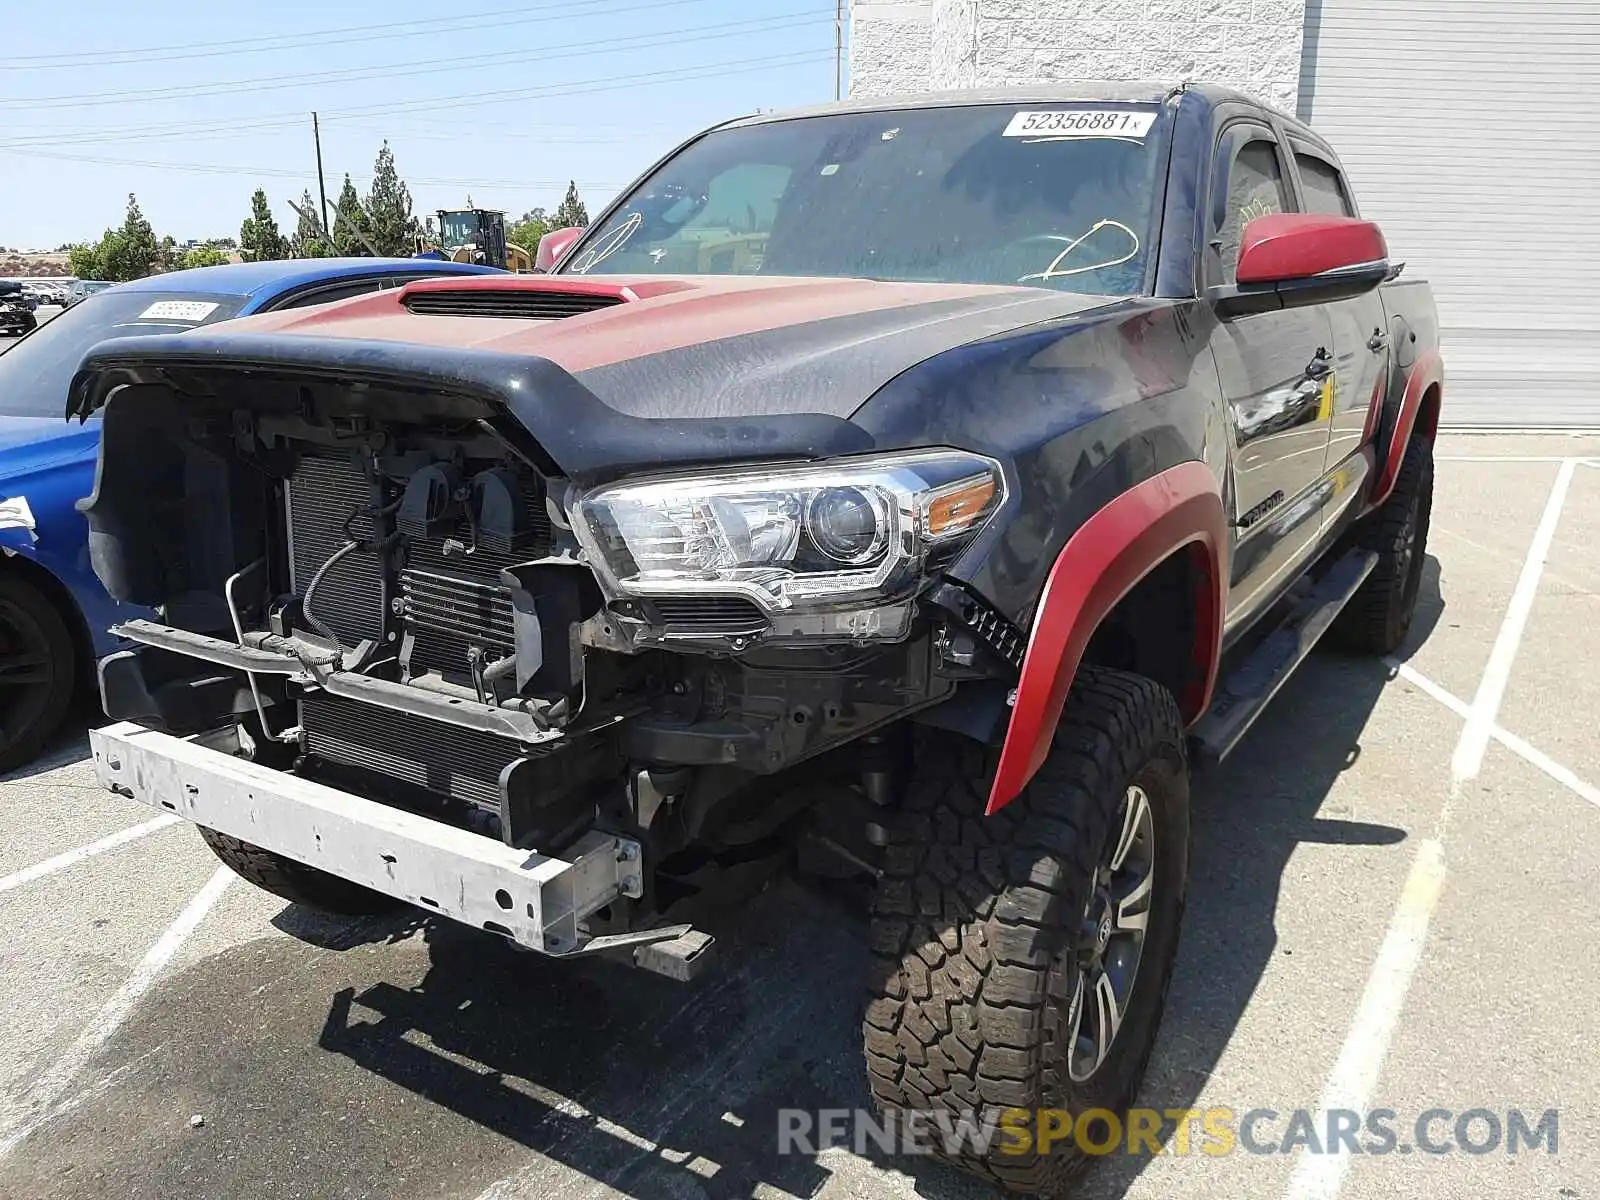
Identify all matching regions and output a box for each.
[301,694,523,813]
[286,448,385,647]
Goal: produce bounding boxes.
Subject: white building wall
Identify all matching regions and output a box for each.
[851,0,1307,113]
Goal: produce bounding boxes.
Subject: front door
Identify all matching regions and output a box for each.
[1206,125,1337,638]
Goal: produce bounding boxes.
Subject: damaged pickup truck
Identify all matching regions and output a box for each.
[70,83,1442,1193]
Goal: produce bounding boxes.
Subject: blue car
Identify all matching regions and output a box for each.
[0,257,501,770]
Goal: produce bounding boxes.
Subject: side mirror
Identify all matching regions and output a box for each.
[535,227,585,273]
[1209,214,1389,318]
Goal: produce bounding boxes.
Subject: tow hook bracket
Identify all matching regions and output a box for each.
[633,929,717,982]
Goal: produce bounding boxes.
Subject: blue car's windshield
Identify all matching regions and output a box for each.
[0,289,247,418]
[562,103,1165,294]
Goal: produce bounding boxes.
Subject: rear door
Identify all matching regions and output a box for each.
[1205,121,1339,634]
[1289,142,1390,490]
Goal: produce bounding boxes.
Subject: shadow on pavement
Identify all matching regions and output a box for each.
[0,560,1444,1200]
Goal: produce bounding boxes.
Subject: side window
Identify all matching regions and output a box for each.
[1295,153,1355,217]
[1215,137,1291,284]
[271,280,386,311]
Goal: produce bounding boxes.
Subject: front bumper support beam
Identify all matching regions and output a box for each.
[90,721,642,956]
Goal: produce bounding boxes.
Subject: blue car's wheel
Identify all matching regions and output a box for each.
[0,573,76,773]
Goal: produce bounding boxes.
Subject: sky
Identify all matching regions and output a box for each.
[0,0,846,249]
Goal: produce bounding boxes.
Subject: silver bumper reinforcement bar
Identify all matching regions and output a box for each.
[90,721,644,957]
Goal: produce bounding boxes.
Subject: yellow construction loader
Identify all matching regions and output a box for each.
[423,209,534,272]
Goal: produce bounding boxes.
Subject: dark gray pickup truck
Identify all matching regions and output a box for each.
[70,83,1440,1193]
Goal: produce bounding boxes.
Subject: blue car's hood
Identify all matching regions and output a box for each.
[0,417,99,478]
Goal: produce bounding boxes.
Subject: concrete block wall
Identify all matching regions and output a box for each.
[850,0,1306,114]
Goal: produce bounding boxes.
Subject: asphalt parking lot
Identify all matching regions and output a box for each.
[0,432,1596,1200]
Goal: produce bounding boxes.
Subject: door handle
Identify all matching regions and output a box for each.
[1305,349,1334,380]
[1367,330,1389,353]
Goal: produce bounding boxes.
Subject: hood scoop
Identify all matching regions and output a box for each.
[402,287,626,320]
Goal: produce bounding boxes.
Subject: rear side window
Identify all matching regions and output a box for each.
[1296,153,1355,217]
[1216,139,1291,283]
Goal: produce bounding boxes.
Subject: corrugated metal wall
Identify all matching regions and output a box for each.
[1301,0,1600,427]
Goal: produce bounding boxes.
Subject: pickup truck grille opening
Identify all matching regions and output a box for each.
[645,595,769,635]
[301,694,522,813]
[402,290,625,320]
[287,448,385,647]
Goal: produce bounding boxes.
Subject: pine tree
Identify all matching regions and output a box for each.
[291,190,331,258]
[365,142,419,256]
[553,181,589,229]
[98,193,160,280]
[239,188,288,262]
[331,175,372,257]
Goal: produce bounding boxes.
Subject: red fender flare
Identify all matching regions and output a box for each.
[986,461,1228,815]
[1369,348,1443,509]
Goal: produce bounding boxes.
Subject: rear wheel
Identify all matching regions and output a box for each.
[197,827,400,914]
[0,573,78,774]
[864,667,1189,1195]
[1333,436,1434,655]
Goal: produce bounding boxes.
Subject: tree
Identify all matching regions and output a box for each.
[508,206,550,251]
[239,188,288,262]
[88,193,161,282]
[553,182,589,229]
[331,175,371,257]
[183,244,231,269]
[156,235,181,273]
[290,190,330,258]
[365,142,419,256]
[68,243,102,279]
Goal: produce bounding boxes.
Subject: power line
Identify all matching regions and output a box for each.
[0,50,832,177]
[0,110,686,152]
[5,0,713,69]
[5,10,833,112]
[2,145,628,192]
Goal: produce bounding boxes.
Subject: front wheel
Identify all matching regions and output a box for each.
[864,667,1190,1195]
[197,827,400,915]
[0,573,78,774]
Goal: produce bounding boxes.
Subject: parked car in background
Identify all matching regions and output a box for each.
[0,257,502,771]
[67,280,114,306]
[0,283,37,337]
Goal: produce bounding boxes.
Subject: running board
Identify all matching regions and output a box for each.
[1189,548,1378,766]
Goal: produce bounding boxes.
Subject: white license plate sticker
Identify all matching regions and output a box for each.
[1002,110,1157,140]
[137,300,219,322]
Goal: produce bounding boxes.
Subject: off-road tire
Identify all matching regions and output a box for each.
[1332,436,1434,655]
[864,666,1189,1196]
[0,572,78,775]
[197,827,400,914]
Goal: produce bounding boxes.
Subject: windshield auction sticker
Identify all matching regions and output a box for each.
[1002,110,1157,140]
[137,300,220,322]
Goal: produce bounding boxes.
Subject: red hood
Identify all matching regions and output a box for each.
[186,273,1121,422]
[212,273,1101,372]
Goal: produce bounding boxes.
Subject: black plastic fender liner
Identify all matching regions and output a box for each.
[67,333,877,483]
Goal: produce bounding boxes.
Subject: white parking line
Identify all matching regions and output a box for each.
[1391,662,1600,812]
[1286,460,1575,1200]
[0,865,232,1159]
[1453,460,1577,784]
[0,815,180,897]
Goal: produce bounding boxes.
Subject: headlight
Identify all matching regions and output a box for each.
[570,450,1004,612]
